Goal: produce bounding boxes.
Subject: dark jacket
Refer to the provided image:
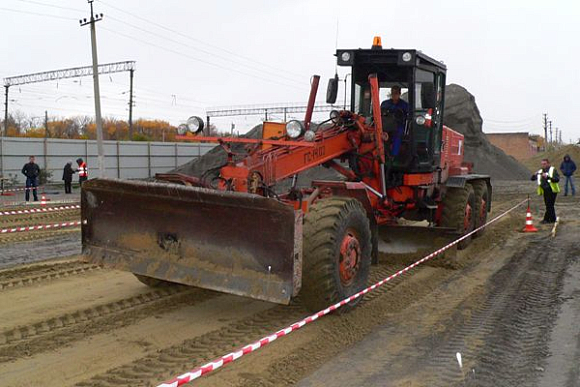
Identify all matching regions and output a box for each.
[560,155,576,177]
[22,162,40,179]
[62,163,75,181]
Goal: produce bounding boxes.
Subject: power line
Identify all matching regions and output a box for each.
[97,0,305,80]
[99,26,306,91]
[482,116,537,124]
[109,79,212,106]
[0,6,77,20]
[104,15,304,87]
[10,0,84,13]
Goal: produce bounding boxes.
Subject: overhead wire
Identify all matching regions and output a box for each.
[10,0,84,13]
[0,6,77,20]
[98,25,306,91]
[96,0,306,80]
[104,15,305,87]
[1,0,308,125]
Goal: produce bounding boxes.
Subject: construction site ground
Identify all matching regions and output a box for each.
[1,181,579,387]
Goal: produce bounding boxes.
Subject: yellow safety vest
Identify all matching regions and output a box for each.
[536,166,560,195]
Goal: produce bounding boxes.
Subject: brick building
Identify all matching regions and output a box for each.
[485,132,541,161]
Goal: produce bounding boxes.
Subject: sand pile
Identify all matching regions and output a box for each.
[171,84,530,183]
[443,84,531,180]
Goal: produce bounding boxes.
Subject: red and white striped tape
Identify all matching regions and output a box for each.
[0,199,80,209]
[0,220,84,234]
[1,186,44,193]
[158,198,528,387]
[0,204,81,217]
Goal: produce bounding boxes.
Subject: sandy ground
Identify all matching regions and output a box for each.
[0,206,81,268]
[0,182,578,386]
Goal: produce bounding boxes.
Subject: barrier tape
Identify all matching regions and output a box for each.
[0,220,84,234]
[158,198,528,387]
[0,182,73,193]
[0,204,81,217]
[1,186,46,193]
[0,199,80,209]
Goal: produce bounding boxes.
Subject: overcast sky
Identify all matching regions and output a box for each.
[1,0,579,141]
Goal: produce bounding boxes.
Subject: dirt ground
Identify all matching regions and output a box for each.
[0,181,578,387]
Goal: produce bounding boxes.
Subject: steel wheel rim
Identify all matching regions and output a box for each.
[464,203,473,232]
[339,229,361,286]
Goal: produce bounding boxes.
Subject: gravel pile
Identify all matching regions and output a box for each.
[444,84,530,180]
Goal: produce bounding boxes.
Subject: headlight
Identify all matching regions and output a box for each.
[415,115,426,125]
[286,120,304,139]
[186,116,205,134]
[402,52,412,62]
[304,130,316,142]
[341,51,351,62]
[177,124,189,135]
[329,110,340,123]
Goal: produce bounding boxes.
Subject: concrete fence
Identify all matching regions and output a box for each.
[0,137,214,184]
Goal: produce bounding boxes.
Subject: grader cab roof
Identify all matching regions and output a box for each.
[335,47,447,72]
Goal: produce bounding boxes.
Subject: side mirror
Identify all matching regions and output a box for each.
[326,74,339,104]
[421,83,436,109]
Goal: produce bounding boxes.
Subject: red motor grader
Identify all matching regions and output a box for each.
[82,38,491,311]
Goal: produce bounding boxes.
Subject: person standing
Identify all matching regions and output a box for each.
[559,154,576,196]
[531,158,560,224]
[76,158,88,185]
[21,156,40,202]
[62,161,75,194]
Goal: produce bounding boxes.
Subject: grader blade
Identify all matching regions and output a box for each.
[81,179,302,304]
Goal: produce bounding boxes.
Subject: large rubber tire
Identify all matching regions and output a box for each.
[301,197,372,313]
[470,180,489,238]
[134,274,175,287]
[441,185,476,250]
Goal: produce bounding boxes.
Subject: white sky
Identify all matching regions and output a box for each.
[1,0,579,141]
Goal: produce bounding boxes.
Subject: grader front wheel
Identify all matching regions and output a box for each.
[301,197,372,313]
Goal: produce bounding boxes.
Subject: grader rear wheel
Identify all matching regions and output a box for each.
[301,197,372,313]
[470,180,489,238]
[441,184,476,250]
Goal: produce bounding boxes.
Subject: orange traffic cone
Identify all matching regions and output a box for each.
[40,194,47,206]
[523,205,538,232]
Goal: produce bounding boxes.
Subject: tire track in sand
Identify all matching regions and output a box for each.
[0,259,100,291]
[0,285,218,362]
[73,261,425,387]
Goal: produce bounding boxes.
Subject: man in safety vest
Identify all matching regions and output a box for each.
[76,158,88,185]
[531,158,560,224]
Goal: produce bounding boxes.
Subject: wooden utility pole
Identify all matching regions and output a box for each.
[128,68,134,140]
[1,86,8,177]
[44,111,49,173]
[81,0,105,178]
[542,113,548,150]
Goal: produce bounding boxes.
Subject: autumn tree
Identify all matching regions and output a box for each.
[1,111,182,142]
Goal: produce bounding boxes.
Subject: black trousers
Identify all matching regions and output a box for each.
[79,176,88,186]
[64,180,72,194]
[543,189,558,223]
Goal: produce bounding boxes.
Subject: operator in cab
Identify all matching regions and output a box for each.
[381,85,409,156]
